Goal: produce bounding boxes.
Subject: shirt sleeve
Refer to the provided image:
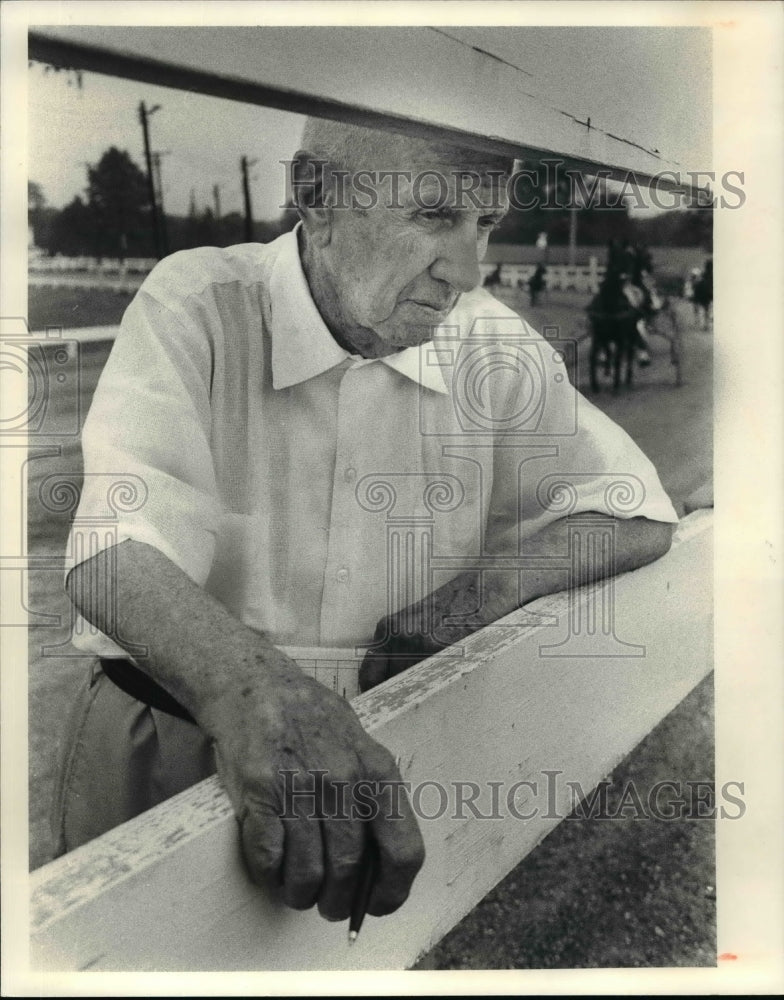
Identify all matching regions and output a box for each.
[486,326,679,545]
[64,268,222,652]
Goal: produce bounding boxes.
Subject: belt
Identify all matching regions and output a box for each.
[100,657,196,724]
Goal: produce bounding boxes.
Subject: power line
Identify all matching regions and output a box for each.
[426,27,669,163]
[427,27,535,79]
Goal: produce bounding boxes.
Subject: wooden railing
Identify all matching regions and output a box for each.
[30,510,712,971]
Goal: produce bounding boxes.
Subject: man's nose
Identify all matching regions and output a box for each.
[429,223,482,293]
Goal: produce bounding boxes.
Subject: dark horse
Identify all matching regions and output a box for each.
[587,276,645,392]
[483,264,503,288]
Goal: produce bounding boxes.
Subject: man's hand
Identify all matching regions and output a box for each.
[66,540,425,919]
[200,650,425,919]
[359,575,483,692]
[359,607,472,692]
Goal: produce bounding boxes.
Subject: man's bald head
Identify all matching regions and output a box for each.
[298,116,513,184]
[300,117,391,173]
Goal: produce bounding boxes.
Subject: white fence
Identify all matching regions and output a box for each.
[481,258,604,294]
[31,257,606,296]
[28,255,158,275]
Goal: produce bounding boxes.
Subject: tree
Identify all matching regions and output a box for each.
[492,165,631,249]
[48,196,94,257]
[86,147,152,258]
[28,181,57,250]
[28,181,46,214]
[194,206,220,247]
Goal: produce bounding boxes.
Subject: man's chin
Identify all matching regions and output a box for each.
[380,326,439,353]
[379,315,451,350]
[356,312,447,357]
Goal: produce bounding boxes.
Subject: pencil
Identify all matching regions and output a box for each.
[348,834,379,944]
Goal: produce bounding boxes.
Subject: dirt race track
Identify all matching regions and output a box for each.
[25,285,714,968]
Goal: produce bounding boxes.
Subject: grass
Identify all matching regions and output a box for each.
[28,285,135,331]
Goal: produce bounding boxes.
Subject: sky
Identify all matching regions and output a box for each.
[28,63,306,220]
[28,26,712,220]
[440,27,711,169]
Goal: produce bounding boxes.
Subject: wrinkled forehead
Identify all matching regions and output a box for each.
[357,133,512,205]
[372,130,511,172]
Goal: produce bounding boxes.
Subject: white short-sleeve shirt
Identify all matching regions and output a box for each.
[66,228,678,654]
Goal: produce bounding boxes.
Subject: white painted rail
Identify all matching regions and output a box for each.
[28,25,685,184]
[30,510,712,972]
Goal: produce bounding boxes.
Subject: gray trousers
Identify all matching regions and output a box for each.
[52,659,216,854]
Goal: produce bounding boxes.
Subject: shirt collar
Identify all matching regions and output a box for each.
[269,225,448,394]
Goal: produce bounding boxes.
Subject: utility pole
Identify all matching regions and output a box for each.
[138,101,163,258]
[568,182,585,268]
[151,151,171,256]
[241,156,258,242]
[212,183,222,220]
[568,205,578,267]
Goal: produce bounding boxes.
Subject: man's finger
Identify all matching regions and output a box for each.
[239,804,285,890]
[360,651,427,692]
[317,808,366,921]
[364,757,426,916]
[280,809,325,910]
[386,652,425,679]
[359,653,390,693]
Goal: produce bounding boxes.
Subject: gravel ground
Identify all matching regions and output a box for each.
[414,675,715,969]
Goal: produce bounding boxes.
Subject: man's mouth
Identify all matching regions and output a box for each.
[406,298,455,314]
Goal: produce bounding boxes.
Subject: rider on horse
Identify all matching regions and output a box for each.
[593,244,653,366]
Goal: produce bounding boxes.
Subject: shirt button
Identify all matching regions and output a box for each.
[344,467,357,482]
[336,567,350,583]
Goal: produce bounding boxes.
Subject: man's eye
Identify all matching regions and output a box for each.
[479,216,502,231]
[418,208,452,223]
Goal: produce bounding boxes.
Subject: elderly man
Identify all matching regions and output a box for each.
[56,117,678,924]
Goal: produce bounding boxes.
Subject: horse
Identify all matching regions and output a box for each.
[586,278,646,393]
[483,264,502,288]
[587,304,642,393]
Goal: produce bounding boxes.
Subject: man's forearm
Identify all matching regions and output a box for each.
[433,513,673,640]
[500,511,673,611]
[361,514,674,686]
[65,539,293,732]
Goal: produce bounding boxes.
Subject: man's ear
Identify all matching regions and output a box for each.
[291,149,333,247]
